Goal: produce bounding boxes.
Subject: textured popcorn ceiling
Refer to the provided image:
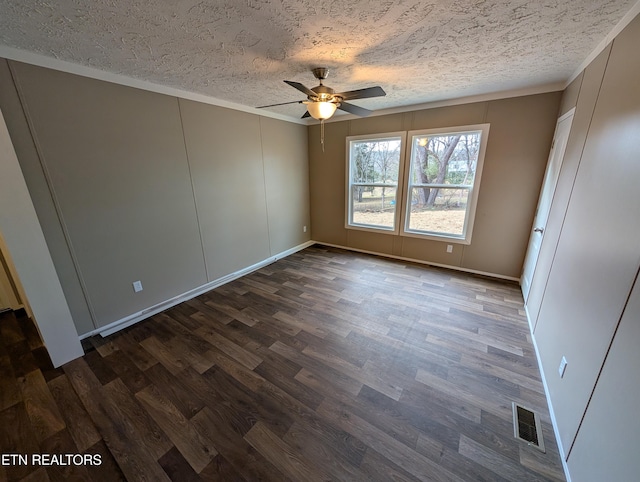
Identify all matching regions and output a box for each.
[0,0,636,121]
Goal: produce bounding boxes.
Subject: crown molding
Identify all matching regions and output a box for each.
[0,46,307,125]
[565,0,640,87]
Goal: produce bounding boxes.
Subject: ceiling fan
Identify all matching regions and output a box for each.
[257,67,386,120]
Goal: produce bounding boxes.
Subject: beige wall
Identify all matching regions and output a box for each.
[0,60,310,335]
[527,12,640,480]
[309,93,561,278]
[0,59,96,334]
[260,117,311,254]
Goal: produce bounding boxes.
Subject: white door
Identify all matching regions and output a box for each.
[521,108,574,302]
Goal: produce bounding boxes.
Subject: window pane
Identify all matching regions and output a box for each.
[348,134,403,232]
[352,186,397,229]
[407,187,469,236]
[350,138,401,184]
[411,132,481,186]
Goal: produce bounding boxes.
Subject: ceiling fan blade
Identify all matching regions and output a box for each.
[301,111,311,119]
[336,86,386,101]
[256,100,303,108]
[338,102,372,117]
[284,80,316,97]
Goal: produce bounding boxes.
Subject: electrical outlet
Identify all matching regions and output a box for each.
[558,356,568,378]
[446,244,453,253]
[303,225,307,233]
[132,280,143,293]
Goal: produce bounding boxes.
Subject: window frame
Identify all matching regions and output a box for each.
[401,124,490,245]
[345,132,407,234]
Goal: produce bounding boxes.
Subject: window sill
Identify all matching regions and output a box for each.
[401,229,471,245]
[345,224,399,235]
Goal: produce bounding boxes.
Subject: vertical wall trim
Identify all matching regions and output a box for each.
[257,116,273,256]
[177,98,210,281]
[7,61,99,330]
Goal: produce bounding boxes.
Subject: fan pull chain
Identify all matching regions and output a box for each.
[321,119,325,152]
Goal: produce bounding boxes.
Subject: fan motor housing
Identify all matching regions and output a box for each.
[311,84,335,100]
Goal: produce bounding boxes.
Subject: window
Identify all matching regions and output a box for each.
[404,125,489,243]
[346,133,405,232]
[346,124,489,244]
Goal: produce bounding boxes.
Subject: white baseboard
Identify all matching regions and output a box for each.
[525,304,573,482]
[80,240,314,339]
[314,242,520,282]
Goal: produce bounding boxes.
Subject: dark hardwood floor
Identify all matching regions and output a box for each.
[0,245,565,481]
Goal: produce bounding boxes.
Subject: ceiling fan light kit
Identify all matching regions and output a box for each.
[257,67,386,150]
[304,100,338,120]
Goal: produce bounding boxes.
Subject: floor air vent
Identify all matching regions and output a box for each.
[512,402,545,452]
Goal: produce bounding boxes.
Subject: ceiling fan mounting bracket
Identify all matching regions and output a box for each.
[312,67,329,82]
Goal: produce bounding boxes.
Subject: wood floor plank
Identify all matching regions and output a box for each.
[273,341,364,396]
[0,354,21,411]
[102,378,173,460]
[244,421,332,482]
[64,358,171,480]
[198,453,247,481]
[20,467,51,482]
[458,434,556,482]
[140,335,189,375]
[438,445,513,482]
[0,402,41,480]
[177,366,262,438]
[39,428,93,481]
[84,439,127,482]
[254,358,324,411]
[70,381,171,481]
[112,331,159,372]
[415,367,513,421]
[136,385,216,473]
[0,313,26,344]
[83,349,119,386]
[249,374,369,469]
[282,421,369,481]
[158,446,201,482]
[206,365,295,437]
[316,397,466,482]
[191,407,292,482]
[205,301,258,327]
[18,369,66,444]
[143,363,205,419]
[17,316,44,352]
[194,325,263,370]
[47,374,101,453]
[359,448,423,482]
[7,340,39,377]
[102,350,151,393]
